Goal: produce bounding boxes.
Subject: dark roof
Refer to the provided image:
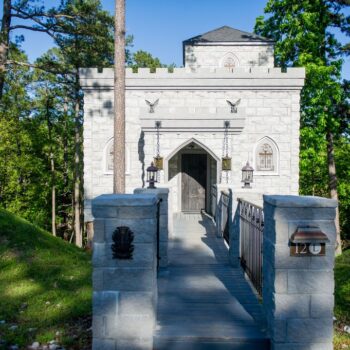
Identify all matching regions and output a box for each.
[183,26,274,45]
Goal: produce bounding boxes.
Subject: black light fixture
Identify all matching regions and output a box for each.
[241,161,254,188]
[146,162,158,189]
[222,121,232,171]
[154,121,164,170]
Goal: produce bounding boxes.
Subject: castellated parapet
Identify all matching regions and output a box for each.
[80,67,305,89]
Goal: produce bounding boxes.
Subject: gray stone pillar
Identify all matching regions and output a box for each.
[134,188,169,267]
[263,195,337,350]
[92,194,158,350]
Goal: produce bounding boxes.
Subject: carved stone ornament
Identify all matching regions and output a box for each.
[145,99,159,113]
[226,98,241,113]
[111,226,134,260]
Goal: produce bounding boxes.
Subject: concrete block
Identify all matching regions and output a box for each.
[310,294,334,318]
[104,218,157,243]
[93,269,103,290]
[93,219,105,243]
[286,318,333,342]
[271,319,287,342]
[103,268,155,292]
[92,338,116,350]
[93,291,119,316]
[287,270,334,294]
[119,292,154,316]
[116,338,153,350]
[274,294,310,319]
[93,242,155,268]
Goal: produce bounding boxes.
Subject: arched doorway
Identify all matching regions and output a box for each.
[166,139,218,213]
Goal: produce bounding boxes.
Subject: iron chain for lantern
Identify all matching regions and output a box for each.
[222,121,232,172]
[154,121,163,170]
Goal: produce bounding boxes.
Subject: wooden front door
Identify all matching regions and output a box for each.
[181,154,207,212]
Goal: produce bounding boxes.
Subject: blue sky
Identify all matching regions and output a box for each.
[4,0,350,78]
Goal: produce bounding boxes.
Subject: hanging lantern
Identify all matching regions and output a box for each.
[241,161,254,189]
[222,156,232,171]
[146,162,158,189]
[154,121,163,170]
[222,121,232,171]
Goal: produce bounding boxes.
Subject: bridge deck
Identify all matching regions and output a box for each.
[154,213,269,350]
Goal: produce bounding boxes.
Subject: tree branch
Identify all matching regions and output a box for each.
[6,60,74,76]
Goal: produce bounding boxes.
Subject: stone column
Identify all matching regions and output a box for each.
[92,194,158,350]
[134,188,169,267]
[263,195,337,350]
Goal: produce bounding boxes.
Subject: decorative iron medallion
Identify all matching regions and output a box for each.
[111,226,134,260]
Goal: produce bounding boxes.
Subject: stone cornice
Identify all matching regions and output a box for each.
[79,67,305,91]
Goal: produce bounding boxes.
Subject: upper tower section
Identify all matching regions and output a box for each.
[183,26,275,70]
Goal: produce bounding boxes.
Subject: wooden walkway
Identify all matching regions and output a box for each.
[154,213,270,350]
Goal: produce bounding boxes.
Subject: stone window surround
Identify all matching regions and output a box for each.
[103,137,131,176]
[220,52,240,69]
[253,136,279,176]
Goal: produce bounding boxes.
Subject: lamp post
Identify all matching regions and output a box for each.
[146,162,158,189]
[241,161,254,188]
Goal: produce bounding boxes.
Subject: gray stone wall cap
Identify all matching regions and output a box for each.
[92,194,158,207]
[263,195,338,208]
[134,188,169,194]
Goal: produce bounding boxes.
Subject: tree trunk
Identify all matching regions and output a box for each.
[46,96,56,236]
[0,0,11,100]
[74,74,82,247]
[62,96,69,237]
[113,0,126,193]
[326,131,342,255]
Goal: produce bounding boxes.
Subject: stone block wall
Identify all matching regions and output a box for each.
[81,68,304,220]
[262,195,337,350]
[184,43,275,69]
[134,188,169,267]
[92,194,158,350]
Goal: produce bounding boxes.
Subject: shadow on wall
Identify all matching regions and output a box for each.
[185,46,198,70]
[138,131,145,188]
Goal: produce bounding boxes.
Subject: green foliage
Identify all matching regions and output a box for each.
[334,249,350,348]
[0,209,91,348]
[129,50,176,72]
[255,0,350,242]
[130,50,165,72]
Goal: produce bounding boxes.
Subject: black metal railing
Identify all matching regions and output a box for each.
[239,198,264,296]
[211,185,217,219]
[156,198,162,270]
[221,191,230,244]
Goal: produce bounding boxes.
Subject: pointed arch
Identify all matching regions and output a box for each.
[103,138,130,175]
[253,136,279,175]
[165,138,220,163]
[220,52,240,70]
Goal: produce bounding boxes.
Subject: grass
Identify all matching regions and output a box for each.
[334,248,350,350]
[0,209,92,349]
[0,208,349,349]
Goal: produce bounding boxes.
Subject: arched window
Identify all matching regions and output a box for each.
[258,143,274,171]
[220,53,239,71]
[224,57,236,70]
[255,137,279,173]
[106,141,114,172]
[104,139,130,175]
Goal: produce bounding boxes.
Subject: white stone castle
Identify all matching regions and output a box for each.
[80,26,305,223]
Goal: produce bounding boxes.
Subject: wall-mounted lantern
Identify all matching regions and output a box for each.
[146,162,158,189]
[154,121,163,170]
[241,161,254,188]
[222,121,232,171]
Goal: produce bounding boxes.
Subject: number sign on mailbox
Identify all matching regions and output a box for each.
[290,226,329,257]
